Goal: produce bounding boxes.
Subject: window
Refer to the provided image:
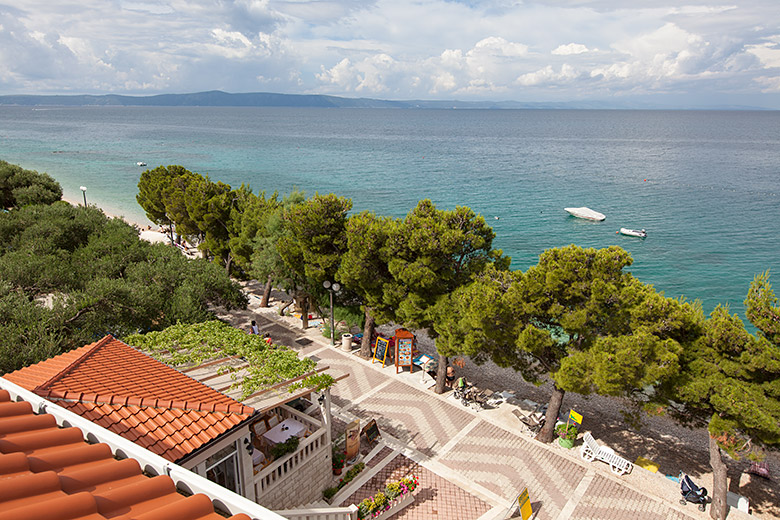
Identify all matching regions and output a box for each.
[205,443,241,494]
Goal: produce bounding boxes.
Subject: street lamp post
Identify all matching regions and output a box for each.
[323,280,340,346]
[79,186,87,207]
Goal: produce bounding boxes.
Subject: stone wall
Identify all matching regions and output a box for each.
[257,446,332,510]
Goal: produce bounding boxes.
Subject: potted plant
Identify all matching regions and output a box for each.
[555,423,579,449]
[270,435,299,459]
[356,475,418,519]
[332,446,346,475]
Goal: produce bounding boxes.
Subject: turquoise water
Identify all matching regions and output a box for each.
[1,106,778,318]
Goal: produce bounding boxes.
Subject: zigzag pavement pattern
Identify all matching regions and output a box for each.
[246,306,715,520]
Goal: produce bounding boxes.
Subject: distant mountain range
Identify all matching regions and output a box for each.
[0,90,767,110]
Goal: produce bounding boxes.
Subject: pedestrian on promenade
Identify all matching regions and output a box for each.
[249,320,260,335]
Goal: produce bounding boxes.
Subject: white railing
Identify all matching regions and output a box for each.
[273,505,358,520]
[278,403,322,430]
[254,425,328,495]
[0,377,287,520]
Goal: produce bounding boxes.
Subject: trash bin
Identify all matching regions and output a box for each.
[341,333,353,352]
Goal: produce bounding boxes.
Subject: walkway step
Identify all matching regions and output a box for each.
[331,443,400,506]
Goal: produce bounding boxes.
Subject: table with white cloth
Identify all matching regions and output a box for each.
[262,418,307,445]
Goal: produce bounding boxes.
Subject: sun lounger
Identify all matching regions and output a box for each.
[512,405,545,436]
[580,432,633,475]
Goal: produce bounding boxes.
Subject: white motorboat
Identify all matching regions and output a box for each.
[619,228,647,238]
[136,161,147,167]
[564,207,606,221]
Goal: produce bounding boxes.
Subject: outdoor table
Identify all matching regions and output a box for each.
[412,353,433,368]
[262,418,307,445]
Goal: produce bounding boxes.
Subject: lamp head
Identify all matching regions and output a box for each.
[79,186,87,192]
[323,280,331,289]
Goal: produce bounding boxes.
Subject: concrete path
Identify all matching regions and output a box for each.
[227,296,750,520]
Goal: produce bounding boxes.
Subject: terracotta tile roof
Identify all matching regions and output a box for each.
[5,336,255,462]
[0,388,252,520]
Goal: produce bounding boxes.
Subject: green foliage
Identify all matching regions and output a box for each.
[0,203,247,373]
[250,190,305,292]
[323,486,338,501]
[331,445,346,470]
[0,284,62,374]
[278,192,352,285]
[126,321,333,398]
[229,189,279,275]
[337,211,399,325]
[136,165,188,227]
[388,200,504,334]
[0,160,62,209]
[357,475,418,519]
[323,461,366,501]
[270,435,299,458]
[745,270,780,346]
[554,423,579,440]
[674,305,780,447]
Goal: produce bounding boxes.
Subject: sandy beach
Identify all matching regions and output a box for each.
[62,195,173,245]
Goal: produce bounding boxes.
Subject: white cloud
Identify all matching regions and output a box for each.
[470,37,528,58]
[0,0,779,106]
[552,43,589,56]
[746,40,780,68]
[516,64,579,86]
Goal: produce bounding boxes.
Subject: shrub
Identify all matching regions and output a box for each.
[555,423,579,440]
[270,435,299,458]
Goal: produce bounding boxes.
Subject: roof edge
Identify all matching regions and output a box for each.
[33,335,115,393]
[0,376,284,520]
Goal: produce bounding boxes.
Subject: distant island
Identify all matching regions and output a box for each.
[0,91,768,110]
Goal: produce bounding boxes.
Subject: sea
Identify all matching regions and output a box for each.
[1,106,778,321]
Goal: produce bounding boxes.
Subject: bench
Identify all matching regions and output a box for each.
[580,432,633,475]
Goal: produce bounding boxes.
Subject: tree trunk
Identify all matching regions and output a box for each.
[224,254,232,275]
[279,300,293,316]
[360,308,376,358]
[300,296,309,329]
[709,435,728,520]
[536,383,565,443]
[260,274,273,307]
[434,350,448,394]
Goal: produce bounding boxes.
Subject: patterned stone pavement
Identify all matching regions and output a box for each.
[439,420,587,519]
[347,379,474,457]
[316,348,391,409]
[569,474,691,520]
[247,305,722,520]
[342,452,492,520]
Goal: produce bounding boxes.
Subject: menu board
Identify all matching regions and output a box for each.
[362,419,381,443]
[372,337,390,367]
[395,338,414,373]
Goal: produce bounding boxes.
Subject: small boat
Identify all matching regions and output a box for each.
[619,228,647,238]
[136,161,147,167]
[564,207,606,221]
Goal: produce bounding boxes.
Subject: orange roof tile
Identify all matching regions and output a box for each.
[0,388,251,520]
[5,336,255,462]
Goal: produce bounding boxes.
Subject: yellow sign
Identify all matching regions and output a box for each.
[518,487,532,520]
[569,409,583,426]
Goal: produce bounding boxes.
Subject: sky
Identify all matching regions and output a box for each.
[2,1,780,108]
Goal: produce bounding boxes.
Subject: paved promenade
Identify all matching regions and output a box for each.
[221,291,754,520]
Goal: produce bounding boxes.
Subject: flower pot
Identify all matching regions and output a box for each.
[558,437,574,449]
[374,492,415,519]
[333,467,342,475]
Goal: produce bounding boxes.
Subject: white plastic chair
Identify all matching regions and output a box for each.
[580,432,633,475]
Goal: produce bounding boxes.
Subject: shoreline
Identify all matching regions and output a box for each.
[61,195,170,245]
